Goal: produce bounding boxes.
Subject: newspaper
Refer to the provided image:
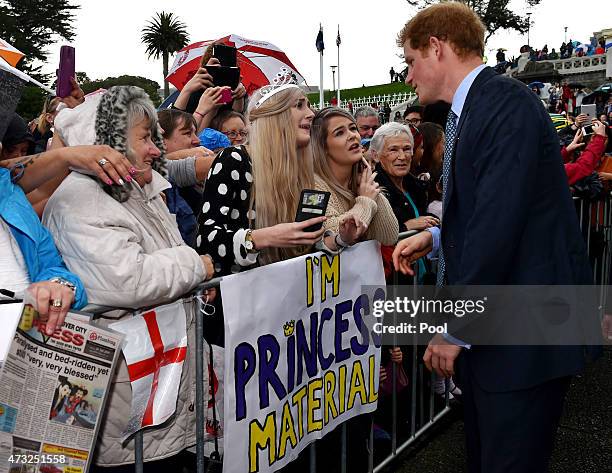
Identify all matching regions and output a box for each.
[0,302,123,473]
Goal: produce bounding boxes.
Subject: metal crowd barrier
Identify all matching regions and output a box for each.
[87,193,612,472]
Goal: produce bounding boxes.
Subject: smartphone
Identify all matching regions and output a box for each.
[295,190,331,232]
[219,88,233,105]
[56,45,75,98]
[212,44,237,67]
[207,66,240,90]
[581,104,596,125]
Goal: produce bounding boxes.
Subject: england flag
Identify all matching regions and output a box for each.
[110,300,188,439]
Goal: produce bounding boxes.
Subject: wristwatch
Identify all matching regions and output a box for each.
[50,277,77,293]
[244,229,258,254]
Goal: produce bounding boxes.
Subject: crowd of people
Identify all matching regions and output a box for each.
[1,3,611,472]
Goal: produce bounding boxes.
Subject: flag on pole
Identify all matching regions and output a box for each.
[336,27,341,47]
[316,27,325,53]
[110,301,188,439]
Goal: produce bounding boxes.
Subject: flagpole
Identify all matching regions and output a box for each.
[337,25,341,108]
[319,25,324,109]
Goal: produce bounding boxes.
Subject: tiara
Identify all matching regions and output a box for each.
[254,67,300,108]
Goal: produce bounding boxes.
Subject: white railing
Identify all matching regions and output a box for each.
[315,91,417,112]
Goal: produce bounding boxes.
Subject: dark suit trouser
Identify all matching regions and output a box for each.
[457,355,571,473]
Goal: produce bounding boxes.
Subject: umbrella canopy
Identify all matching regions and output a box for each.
[166,34,305,96]
[528,81,545,89]
[0,38,24,67]
[582,83,612,105]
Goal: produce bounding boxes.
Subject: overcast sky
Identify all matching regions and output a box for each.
[41,0,609,92]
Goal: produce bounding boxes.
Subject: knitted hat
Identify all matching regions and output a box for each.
[94,86,168,201]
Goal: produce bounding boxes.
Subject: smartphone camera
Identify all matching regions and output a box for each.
[583,125,594,136]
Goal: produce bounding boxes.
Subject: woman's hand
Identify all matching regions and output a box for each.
[379,365,388,383]
[566,128,586,155]
[61,77,85,109]
[389,347,403,364]
[251,217,327,249]
[200,255,215,280]
[598,171,612,181]
[195,86,228,116]
[27,280,75,335]
[357,164,380,200]
[405,215,439,231]
[63,145,135,186]
[183,67,215,96]
[339,214,367,245]
[166,146,212,161]
[592,120,606,137]
[232,82,247,100]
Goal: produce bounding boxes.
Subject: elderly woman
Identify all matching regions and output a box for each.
[42,86,214,470]
[371,122,439,233]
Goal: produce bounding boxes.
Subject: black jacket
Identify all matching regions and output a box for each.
[442,67,599,391]
[374,162,428,232]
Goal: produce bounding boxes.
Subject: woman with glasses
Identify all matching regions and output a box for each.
[210,110,249,146]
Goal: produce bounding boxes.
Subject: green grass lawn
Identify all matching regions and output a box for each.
[307,82,414,104]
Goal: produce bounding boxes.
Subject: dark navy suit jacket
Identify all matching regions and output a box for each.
[441,67,597,392]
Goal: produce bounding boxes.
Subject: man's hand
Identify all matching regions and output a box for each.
[423,334,462,378]
[602,314,612,341]
[392,231,433,276]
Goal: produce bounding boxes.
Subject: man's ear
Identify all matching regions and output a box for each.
[429,36,443,59]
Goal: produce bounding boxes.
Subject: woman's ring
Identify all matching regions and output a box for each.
[98,158,108,166]
[51,299,63,309]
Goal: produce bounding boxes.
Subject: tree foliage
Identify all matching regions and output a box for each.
[0,0,79,80]
[15,74,162,123]
[406,0,542,43]
[141,11,189,99]
[81,75,162,106]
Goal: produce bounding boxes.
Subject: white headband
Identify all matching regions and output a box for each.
[254,84,301,109]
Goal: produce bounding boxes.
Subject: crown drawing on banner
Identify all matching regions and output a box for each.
[254,67,300,109]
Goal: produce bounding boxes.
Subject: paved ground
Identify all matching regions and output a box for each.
[388,347,612,473]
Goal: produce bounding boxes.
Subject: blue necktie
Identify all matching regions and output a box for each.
[436,110,458,286]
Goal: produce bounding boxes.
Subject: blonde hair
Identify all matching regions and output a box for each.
[37,96,61,135]
[311,107,360,208]
[247,86,314,265]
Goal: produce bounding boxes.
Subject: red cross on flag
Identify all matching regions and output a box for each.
[110,301,188,439]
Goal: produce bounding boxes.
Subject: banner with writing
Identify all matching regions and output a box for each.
[221,241,386,473]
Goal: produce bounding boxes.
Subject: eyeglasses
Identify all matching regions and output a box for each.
[406,118,422,126]
[223,130,249,140]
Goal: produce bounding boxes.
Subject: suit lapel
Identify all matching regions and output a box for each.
[443,67,496,217]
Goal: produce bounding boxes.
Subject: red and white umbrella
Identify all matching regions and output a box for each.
[166,34,305,96]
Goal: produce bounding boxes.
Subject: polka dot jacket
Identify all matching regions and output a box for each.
[197,145,257,276]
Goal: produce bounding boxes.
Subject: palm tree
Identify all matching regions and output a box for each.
[141,11,189,99]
